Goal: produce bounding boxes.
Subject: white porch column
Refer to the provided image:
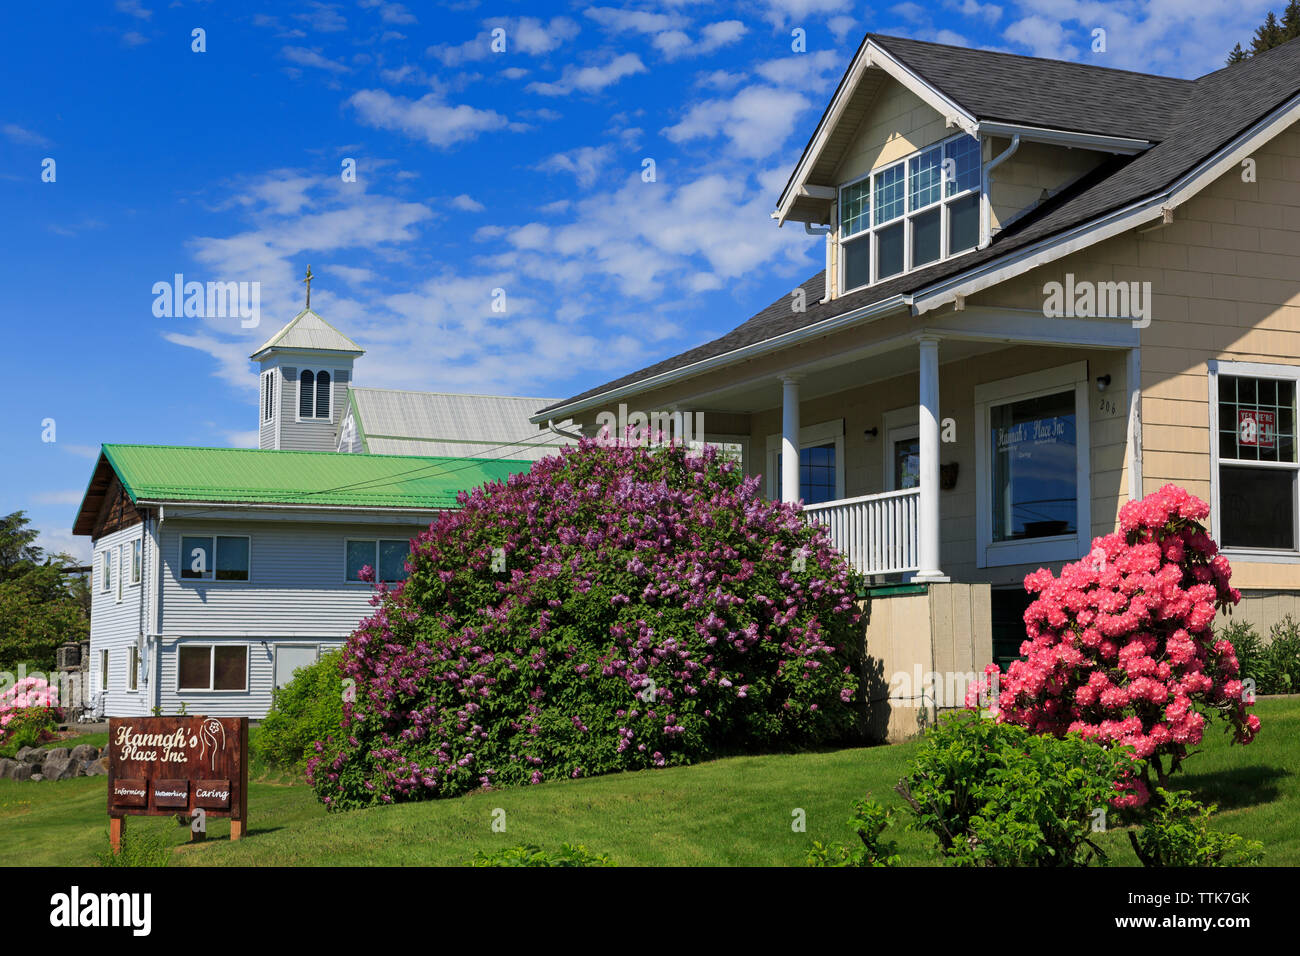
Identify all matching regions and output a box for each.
[914,336,949,582]
[781,375,801,504]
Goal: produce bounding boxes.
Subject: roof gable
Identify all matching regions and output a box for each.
[250,309,365,360]
[73,444,533,533]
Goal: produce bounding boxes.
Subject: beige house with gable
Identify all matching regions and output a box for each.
[533,34,1300,738]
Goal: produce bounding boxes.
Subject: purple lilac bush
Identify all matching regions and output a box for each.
[309,439,864,808]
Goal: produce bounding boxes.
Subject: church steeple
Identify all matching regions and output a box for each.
[250,268,364,451]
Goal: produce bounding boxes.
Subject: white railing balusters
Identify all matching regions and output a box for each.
[801,488,921,576]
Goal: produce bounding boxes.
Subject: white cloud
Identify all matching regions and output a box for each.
[295,2,347,33]
[828,15,858,41]
[665,86,812,159]
[348,90,511,147]
[1003,14,1079,60]
[450,193,486,212]
[115,0,151,20]
[3,123,52,147]
[583,7,682,34]
[699,20,748,52]
[758,0,857,27]
[221,429,261,449]
[431,16,580,66]
[121,31,149,47]
[359,0,416,25]
[526,53,646,96]
[32,490,85,506]
[281,46,351,73]
[537,145,616,187]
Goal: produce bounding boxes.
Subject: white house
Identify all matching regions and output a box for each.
[75,301,571,718]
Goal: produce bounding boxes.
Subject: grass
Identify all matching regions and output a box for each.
[1,697,1296,867]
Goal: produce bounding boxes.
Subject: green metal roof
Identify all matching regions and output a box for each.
[97,444,531,510]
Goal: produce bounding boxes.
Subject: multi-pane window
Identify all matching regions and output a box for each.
[180,535,250,581]
[128,645,139,692]
[178,644,248,691]
[101,550,113,593]
[298,369,332,420]
[346,539,411,583]
[840,132,982,292]
[131,539,142,585]
[776,444,838,505]
[1217,374,1298,550]
[990,390,1078,542]
[100,649,109,691]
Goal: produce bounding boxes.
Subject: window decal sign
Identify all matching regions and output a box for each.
[106,716,247,852]
[1238,409,1276,448]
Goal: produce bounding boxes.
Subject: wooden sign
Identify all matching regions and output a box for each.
[106,716,248,851]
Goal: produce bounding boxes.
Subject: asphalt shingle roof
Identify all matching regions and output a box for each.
[540,36,1300,416]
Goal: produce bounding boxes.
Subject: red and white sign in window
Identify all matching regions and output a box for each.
[1238,409,1276,448]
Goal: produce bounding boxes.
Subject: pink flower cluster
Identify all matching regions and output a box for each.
[0,676,60,743]
[971,485,1258,805]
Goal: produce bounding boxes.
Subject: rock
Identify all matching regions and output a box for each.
[14,746,39,762]
[70,744,99,762]
[19,748,45,765]
[41,755,82,781]
[44,748,69,762]
[28,772,42,782]
[8,763,34,782]
[83,756,109,777]
[0,758,16,778]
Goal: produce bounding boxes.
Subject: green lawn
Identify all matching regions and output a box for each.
[2,697,1296,867]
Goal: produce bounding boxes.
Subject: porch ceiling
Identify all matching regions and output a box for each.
[683,337,1007,413]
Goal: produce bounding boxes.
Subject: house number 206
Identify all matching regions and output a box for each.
[1097,397,1117,416]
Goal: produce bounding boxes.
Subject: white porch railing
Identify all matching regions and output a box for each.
[802,488,921,576]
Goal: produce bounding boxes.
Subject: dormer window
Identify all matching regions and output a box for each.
[298,369,333,421]
[840,132,982,293]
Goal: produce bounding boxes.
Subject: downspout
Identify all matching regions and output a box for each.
[150,505,165,715]
[805,218,834,304]
[979,134,1020,250]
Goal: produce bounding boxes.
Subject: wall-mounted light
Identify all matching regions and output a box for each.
[864,427,878,440]
[1096,374,1111,392]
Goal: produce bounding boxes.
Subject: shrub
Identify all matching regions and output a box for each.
[253,650,345,774]
[0,676,59,755]
[96,821,173,868]
[468,842,616,867]
[310,440,864,809]
[894,711,1135,867]
[1129,789,1264,867]
[1226,616,1300,697]
[976,485,1258,804]
[806,798,899,866]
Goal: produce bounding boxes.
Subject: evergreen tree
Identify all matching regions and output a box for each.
[1228,4,1300,62]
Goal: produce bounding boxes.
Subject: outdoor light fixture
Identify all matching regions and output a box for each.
[1096,374,1111,392]
[864,427,878,439]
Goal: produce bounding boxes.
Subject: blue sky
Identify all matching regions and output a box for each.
[0,0,1277,560]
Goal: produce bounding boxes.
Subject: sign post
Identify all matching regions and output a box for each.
[106,716,248,853]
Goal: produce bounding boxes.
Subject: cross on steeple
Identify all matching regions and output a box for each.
[303,265,314,310]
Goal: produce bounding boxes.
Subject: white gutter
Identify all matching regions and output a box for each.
[547,419,585,440]
[150,505,164,714]
[977,121,1149,155]
[979,134,1020,250]
[135,500,445,517]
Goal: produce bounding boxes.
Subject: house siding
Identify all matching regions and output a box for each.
[89,524,150,717]
[970,120,1300,593]
[152,517,427,718]
[278,366,352,451]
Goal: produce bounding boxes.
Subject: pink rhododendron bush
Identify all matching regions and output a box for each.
[0,676,60,751]
[977,484,1258,806]
[310,440,863,809]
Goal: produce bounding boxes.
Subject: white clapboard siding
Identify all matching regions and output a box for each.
[88,524,151,717]
[278,367,351,451]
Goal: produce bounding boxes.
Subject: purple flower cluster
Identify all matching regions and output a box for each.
[309,439,862,809]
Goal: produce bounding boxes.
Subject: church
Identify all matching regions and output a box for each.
[73,278,574,719]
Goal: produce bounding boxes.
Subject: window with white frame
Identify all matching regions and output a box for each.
[180,535,250,581]
[100,649,109,691]
[298,368,333,421]
[1210,361,1300,554]
[116,544,124,603]
[128,645,139,692]
[765,420,846,504]
[883,407,920,492]
[840,133,982,293]
[177,643,248,692]
[346,538,411,583]
[101,550,113,593]
[975,363,1091,567]
[130,539,142,586]
[262,370,276,423]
